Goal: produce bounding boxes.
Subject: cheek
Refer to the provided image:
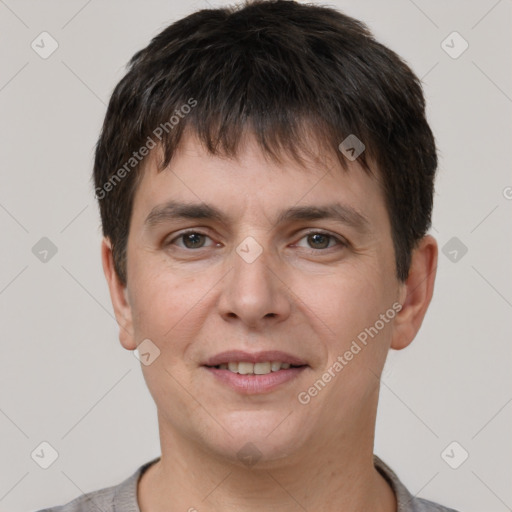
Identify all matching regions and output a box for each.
[298,267,387,340]
[295,263,396,399]
[127,256,230,374]
[127,257,202,345]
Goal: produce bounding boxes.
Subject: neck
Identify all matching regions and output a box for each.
[138,409,396,512]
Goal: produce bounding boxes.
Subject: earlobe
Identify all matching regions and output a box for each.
[101,237,137,351]
[391,235,438,350]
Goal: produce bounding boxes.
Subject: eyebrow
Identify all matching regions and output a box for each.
[144,200,371,233]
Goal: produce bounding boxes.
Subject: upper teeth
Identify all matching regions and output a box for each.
[216,361,292,374]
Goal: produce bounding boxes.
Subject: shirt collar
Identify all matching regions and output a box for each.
[114,454,420,512]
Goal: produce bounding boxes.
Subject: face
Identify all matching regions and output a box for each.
[109,132,409,466]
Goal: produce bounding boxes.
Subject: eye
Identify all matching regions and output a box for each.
[165,230,346,252]
[167,230,215,249]
[295,231,346,250]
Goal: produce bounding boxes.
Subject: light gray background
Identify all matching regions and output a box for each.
[0,1,511,511]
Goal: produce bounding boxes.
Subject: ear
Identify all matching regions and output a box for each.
[391,235,438,350]
[101,237,137,350]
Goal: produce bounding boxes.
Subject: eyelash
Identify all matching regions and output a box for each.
[166,229,347,252]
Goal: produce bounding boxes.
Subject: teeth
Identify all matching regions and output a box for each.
[271,361,282,372]
[238,362,254,375]
[254,362,271,374]
[216,361,298,375]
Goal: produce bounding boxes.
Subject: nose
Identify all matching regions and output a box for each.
[217,240,292,329]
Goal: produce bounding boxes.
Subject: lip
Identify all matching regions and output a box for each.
[204,365,308,394]
[203,350,308,367]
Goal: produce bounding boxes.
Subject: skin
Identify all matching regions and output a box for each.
[102,130,437,512]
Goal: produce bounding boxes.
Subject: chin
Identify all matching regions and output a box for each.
[200,409,311,469]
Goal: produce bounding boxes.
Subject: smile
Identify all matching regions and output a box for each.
[209,361,303,375]
[203,365,308,394]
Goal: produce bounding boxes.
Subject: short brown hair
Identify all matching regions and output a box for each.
[93,0,437,285]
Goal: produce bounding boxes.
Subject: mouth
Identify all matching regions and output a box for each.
[205,361,306,375]
[202,350,309,394]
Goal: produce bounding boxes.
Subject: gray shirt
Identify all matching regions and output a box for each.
[34,455,460,512]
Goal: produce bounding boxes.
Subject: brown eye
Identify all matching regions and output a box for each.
[167,231,213,249]
[181,232,206,248]
[307,233,331,249]
[295,231,345,250]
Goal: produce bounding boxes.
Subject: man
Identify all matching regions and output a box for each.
[38,0,459,510]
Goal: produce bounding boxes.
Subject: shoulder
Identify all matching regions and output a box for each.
[32,457,160,512]
[373,455,461,512]
[414,497,461,511]
[33,485,117,512]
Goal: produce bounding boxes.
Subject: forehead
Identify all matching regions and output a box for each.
[131,131,388,231]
